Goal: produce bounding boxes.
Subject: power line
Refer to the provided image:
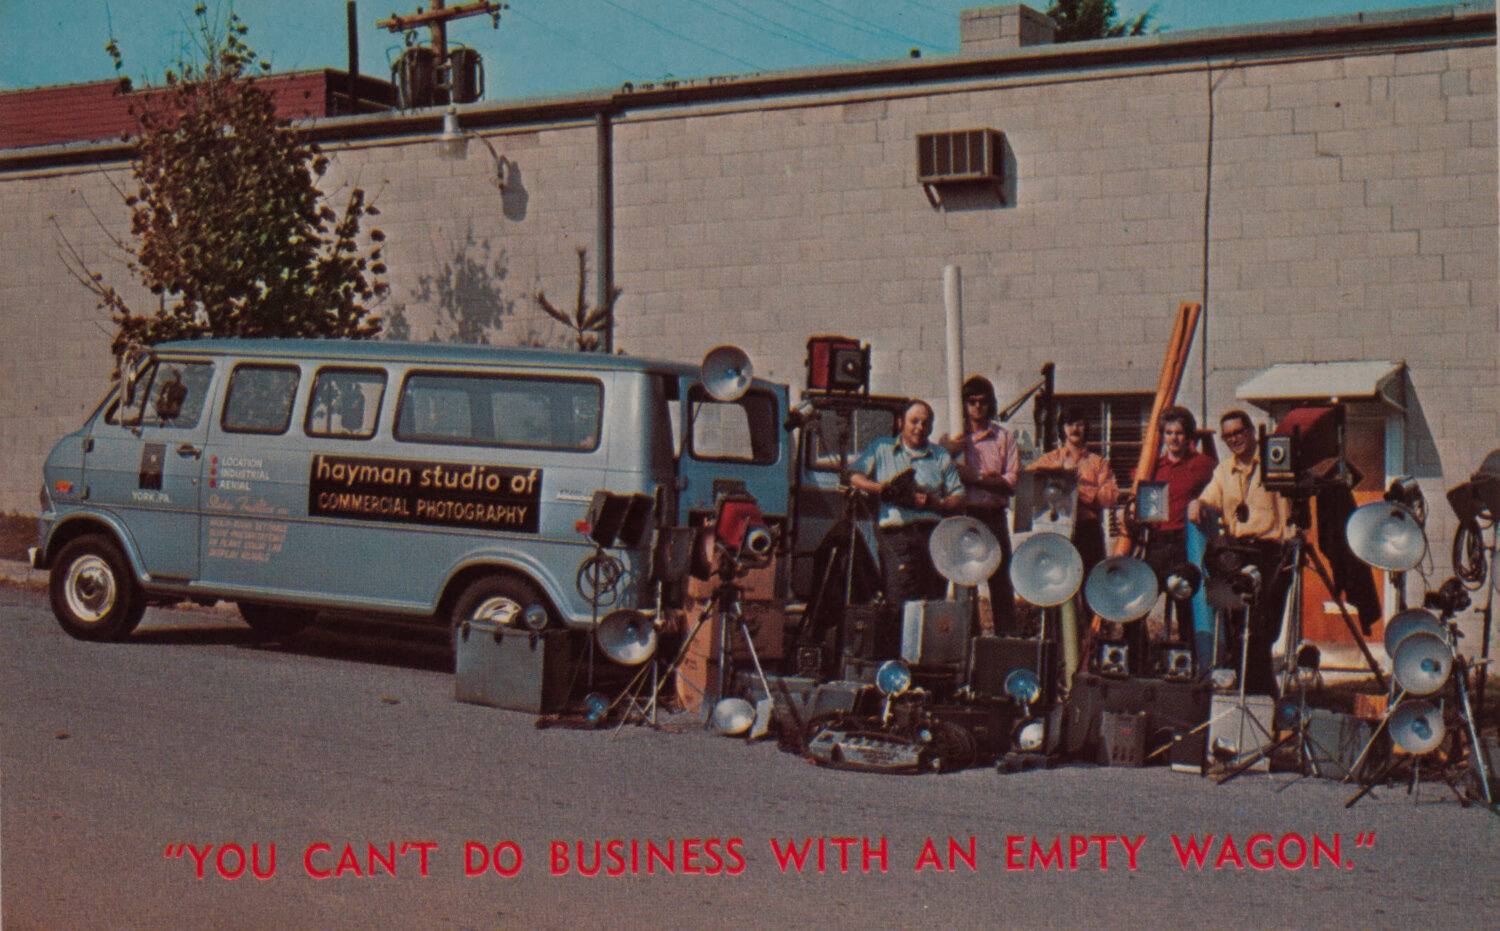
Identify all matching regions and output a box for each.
[596,0,764,72]
[794,0,948,49]
[899,0,961,19]
[694,0,863,62]
[506,6,639,80]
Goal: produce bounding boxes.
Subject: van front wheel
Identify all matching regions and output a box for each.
[50,535,146,641]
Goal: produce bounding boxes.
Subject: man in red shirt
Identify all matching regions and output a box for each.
[1144,406,1216,650]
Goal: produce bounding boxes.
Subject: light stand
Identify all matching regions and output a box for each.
[1343,610,1493,809]
[569,542,623,699]
[604,597,666,734]
[1210,598,1282,784]
[1471,522,1495,723]
[794,482,875,673]
[1451,511,1497,724]
[1272,526,1386,778]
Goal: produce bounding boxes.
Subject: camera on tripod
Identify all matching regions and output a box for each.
[1259,404,1349,496]
[709,492,775,576]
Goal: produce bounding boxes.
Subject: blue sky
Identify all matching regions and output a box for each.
[0,1,1462,98]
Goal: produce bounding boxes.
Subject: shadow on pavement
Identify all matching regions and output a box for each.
[130,606,455,673]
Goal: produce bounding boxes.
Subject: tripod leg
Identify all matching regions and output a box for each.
[1344,774,1383,808]
[1279,538,1306,698]
[1215,733,1295,785]
[1455,658,1494,806]
[737,614,777,737]
[1300,542,1387,691]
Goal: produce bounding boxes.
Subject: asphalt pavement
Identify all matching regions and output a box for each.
[2,573,1498,929]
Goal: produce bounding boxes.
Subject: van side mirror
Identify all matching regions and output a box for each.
[118,348,154,408]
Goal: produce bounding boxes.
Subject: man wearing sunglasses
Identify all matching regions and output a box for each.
[940,375,1021,634]
[1188,409,1293,694]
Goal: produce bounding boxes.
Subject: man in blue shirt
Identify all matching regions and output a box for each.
[850,399,965,605]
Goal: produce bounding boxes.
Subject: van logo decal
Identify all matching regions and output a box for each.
[308,454,542,533]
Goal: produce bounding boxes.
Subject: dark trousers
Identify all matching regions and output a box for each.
[1232,539,1293,695]
[1073,516,1107,615]
[876,521,944,608]
[1144,529,1194,643]
[968,506,1016,635]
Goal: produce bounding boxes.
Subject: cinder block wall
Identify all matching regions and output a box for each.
[2,10,1494,619]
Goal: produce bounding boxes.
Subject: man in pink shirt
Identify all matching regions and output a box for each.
[942,376,1021,634]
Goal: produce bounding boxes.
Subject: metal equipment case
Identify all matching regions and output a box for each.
[454,618,574,713]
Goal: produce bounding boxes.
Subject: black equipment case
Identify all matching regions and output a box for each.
[1064,672,1211,766]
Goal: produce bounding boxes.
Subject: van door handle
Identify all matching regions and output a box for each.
[177,443,203,459]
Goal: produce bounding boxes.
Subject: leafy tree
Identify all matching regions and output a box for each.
[1046,0,1157,42]
[535,248,621,352]
[70,6,387,359]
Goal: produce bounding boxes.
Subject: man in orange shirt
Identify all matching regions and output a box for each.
[1029,405,1120,583]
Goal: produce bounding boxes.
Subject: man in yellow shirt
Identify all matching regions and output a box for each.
[1189,409,1292,695]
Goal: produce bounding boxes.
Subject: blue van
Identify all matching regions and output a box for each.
[32,339,791,641]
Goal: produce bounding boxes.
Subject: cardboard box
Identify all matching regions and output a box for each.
[1208,694,1276,772]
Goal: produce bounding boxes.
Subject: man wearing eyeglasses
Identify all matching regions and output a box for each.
[940,375,1021,634]
[1188,409,1293,694]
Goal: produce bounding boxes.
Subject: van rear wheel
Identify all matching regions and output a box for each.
[450,575,552,647]
[50,535,146,641]
[238,602,316,639]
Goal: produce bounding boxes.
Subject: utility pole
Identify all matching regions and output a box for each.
[377,1,505,97]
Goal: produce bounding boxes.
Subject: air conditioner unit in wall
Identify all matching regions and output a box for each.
[916,128,1004,207]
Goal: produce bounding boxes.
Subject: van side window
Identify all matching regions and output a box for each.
[106,361,215,429]
[306,368,385,438]
[394,372,602,451]
[222,364,300,435]
[688,386,779,464]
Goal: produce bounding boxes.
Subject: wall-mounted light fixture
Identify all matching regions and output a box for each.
[438,105,509,192]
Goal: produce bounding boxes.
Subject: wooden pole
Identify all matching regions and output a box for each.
[1112,300,1201,559]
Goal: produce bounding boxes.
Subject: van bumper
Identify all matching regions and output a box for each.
[28,546,43,570]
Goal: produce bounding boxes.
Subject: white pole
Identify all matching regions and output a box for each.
[943,264,964,437]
